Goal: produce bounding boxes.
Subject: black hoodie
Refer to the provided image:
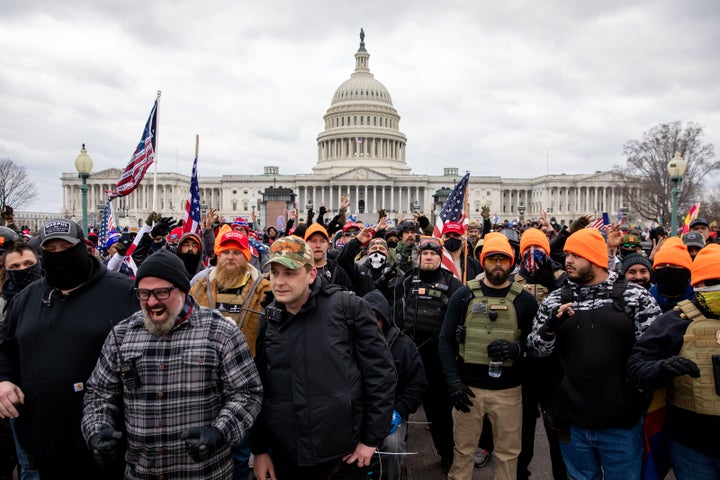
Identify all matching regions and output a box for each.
[363,289,427,418]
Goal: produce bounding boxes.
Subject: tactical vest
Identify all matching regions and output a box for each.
[515,276,550,304]
[403,276,451,340]
[204,273,265,357]
[459,280,523,366]
[667,300,720,416]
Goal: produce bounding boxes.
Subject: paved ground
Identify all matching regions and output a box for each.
[404,406,676,480]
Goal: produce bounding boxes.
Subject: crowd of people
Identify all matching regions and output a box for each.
[0,199,719,480]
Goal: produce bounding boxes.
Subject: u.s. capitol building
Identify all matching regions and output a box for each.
[59,31,630,232]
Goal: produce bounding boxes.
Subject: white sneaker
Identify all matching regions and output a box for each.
[474,448,492,468]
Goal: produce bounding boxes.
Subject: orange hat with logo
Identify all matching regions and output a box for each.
[652,237,692,271]
[564,228,607,269]
[691,243,720,286]
[520,227,550,255]
[480,232,515,267]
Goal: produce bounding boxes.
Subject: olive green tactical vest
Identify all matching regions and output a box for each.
[459,280,522,366]
[667,300,720,416]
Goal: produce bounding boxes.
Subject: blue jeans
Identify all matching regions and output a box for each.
[10,418,40,480]
[558,417,643,480]
[670,438,720,480]
[232,432,251,480]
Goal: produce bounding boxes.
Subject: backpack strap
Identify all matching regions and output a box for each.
[560,284,573,305]
[236,274,264,329]
[610,279,634,317]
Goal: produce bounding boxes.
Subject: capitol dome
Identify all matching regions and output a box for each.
[313,29,411,176]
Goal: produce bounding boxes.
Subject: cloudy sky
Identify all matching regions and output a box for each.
[1,0,718,212]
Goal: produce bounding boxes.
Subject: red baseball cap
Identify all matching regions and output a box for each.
[442,222,464,236]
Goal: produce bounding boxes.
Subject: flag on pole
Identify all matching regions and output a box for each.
[107,99,158,199]
[97,199,115,249]
[182,151,202,236]
[433,172,471,279]
[681,202,701,234]
[589,212,611,230]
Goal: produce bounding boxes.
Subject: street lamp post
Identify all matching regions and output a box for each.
[667,151,688,236]
[518,203,526,223]
[74,144,94,236]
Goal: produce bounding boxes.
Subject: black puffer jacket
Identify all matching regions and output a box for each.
[251,279,397,465]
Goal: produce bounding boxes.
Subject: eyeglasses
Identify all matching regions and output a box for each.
[343,230,360,237]
[484,254,512,265]
[134,286,176,301]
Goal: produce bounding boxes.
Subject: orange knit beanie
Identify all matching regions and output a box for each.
[564,228,608,269]
[691,243,720,286]
[520,227,550,255]
[652,237,692,271]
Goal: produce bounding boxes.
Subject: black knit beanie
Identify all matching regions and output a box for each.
[621,253,653,276]
[135,250,191,293]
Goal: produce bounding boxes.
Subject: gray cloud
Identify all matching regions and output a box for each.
[1,0,718,211]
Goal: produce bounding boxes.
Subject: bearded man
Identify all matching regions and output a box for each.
[527,228,661,480]
[438,233,538,480]
[81,249,262,480]
[190,229,270,357]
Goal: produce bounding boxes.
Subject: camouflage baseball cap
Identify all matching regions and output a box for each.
[264,236,314,270]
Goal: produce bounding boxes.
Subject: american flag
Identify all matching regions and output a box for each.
[433,172,471,280]
[182,153,202,235]
[589,212,610,230]
[97,199,115,249]
[107,99,158,199]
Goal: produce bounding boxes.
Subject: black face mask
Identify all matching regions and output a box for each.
[444,238,462,253]
[654,267,690,298]
[177,252,201,276]
[386,240,398,249]
[6,263,43,291]
[41,242,92,290]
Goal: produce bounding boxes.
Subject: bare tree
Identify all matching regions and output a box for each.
[613,121,718,224]
[0,158,38,213]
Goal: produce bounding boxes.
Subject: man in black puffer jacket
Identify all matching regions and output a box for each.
[251,236,396,480]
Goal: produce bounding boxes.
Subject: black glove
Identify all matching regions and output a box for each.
[487,340,521,361]
[151,217,175,238]
[448,381,475,413]
[88,427,123,466]
[660,356,700,379]
[180,426,224,462]
[318,205,327,216]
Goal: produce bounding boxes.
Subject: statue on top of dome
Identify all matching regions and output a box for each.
[360,28,365,42]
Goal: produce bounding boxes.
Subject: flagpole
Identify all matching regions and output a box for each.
[152,90,161,212]
[462,171,470,285]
